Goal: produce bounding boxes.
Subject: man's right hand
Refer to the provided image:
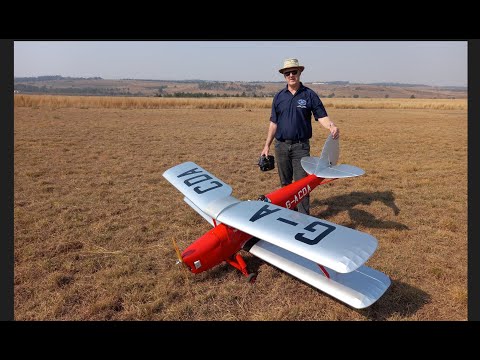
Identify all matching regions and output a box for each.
[261,145,270,157]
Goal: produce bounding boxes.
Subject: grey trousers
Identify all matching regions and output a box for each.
[274,139,310,214]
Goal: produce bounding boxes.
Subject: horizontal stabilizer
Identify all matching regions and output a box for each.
[301,157,365,178]
[302,134,364,178]
[218,200,377,273]
[247,239,390,309]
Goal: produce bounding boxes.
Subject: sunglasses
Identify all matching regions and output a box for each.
[284,70,298,76]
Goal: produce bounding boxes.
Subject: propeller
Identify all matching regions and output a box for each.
[172,238,189,282]
[172,238,183,264]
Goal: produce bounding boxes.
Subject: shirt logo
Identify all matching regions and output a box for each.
[297,99,307,108]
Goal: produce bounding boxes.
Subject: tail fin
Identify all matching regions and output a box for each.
[301,134,365,178]
[320,133,340,166]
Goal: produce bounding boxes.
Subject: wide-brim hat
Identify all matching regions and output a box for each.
[279,58,305,74]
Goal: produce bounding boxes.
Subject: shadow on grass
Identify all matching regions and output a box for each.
[311,190,409,230]
[358,279,431,320]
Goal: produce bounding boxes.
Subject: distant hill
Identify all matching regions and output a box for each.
[15,75,103,82]
[13,76,467,99]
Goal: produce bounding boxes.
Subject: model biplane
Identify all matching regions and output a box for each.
[163,135,390,308]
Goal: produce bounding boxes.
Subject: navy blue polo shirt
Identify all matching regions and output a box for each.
[270,83,328,141]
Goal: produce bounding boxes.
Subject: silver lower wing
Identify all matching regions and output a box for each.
[246,239,391,309]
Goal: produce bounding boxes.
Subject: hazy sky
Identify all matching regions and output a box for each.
[14,41,468,87]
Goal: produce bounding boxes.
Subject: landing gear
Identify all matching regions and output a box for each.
[226,253,257,284]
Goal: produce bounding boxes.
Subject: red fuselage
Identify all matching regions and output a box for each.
[181,174,333,274]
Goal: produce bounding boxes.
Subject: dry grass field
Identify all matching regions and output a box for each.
[14,95,467,320]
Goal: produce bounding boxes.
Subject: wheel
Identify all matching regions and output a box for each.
[247,272,257,284]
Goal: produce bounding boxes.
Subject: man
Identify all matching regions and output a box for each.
[260,58,340,215]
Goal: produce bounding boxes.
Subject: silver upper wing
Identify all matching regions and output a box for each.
[163,162,240,219]
[217,200,377,273]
